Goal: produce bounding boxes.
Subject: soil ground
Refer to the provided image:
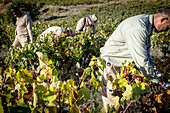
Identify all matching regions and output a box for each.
[37,0,125,22]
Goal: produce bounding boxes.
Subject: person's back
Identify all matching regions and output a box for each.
[39,26,65,41]
[16,12,32,37]
[76,14,98,34]
[11,7,33,48]
[100,14,152,66]
[98,8,170,111]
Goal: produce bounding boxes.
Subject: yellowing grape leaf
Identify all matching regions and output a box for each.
[112,96,120,111]
[36,52,48,67]
[122,85,132,100]
[20,69,33,83]
[91,56,98,61]
[69,94,73,106]
[140,82,147,90]
[43,92,57,105]
[89,61,95,67]
[119,78,128,88]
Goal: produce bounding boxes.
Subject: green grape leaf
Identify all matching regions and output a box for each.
[5,68,13,81]
[78,86,90,100]
[120,97,125,109]
[61,81,66,91]
[94,99,99,108]
[95,70,103,76]
[133,86,144,97]
[85,67,91,75]
[68,80,75,88]
[38,75,46,80]
[122,60,127,66]
[77,98,84,106]
[0,98,4,113]
[16,100,27,107]
[99,58,106,68]
[35,85,47,96]
[43,91,57,105]
[65,81,72,91]
[52,68,58,78]
[20,69,34,83]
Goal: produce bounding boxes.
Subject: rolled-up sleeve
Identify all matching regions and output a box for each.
[125,28,160,83]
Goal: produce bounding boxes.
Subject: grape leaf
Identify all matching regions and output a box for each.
[91,56,98,61]
[43,91,57,105]
[0,98,4,113]
[119,78,128,88]
[133,86,144,97]
[112,96,120,111]
[78,86,90,100]
[122,85,132,100]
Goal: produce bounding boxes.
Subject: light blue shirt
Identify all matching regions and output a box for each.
[100,14,160,83]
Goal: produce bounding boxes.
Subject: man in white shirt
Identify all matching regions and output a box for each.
[76,14,98,34]
[39,26,75,41]
[99,7,170,109]
[11,7,33,48]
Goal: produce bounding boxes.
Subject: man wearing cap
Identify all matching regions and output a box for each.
[11,7,33,48]
[76,14,98,34]
[39,26,75,41]
[98,8,170,109]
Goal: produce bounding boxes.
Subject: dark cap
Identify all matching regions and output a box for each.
[11,7,20,13]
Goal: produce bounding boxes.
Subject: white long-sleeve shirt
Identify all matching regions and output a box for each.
[39,26,65,41]
[76,17,98,34]
[100,14,160,83]
[16,12,33,41]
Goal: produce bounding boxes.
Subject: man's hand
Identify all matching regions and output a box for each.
[160,81,170,89]
[156,71,169,89]
[156,71,168,82]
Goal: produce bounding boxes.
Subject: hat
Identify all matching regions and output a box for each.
[11,7,20,13]
[69,30,75,37]
[88,14,98,25]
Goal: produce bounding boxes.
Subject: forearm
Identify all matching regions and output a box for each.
[25,15,33,41]
[26,22,33,41]
[28,29,33,41]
